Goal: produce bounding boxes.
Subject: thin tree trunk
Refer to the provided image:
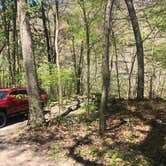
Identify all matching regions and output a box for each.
[12,0,18,86]
[160,76,165,97]
[128,54,136,99]
[110,45,114,78]
[55,0,63,113]
[12,1,16,81]
[18,0,44,127]
[79,0,91,112]
[125,0,144,100]
[149,73,153,99]
[41,1,52,63]
[99,0,115,135]
[52,14,57,63]
[120,53,129,74]
[71,36,77,91]
[71,37,84,95]
[77,41,84,95]
[157,69,162,95]
[112,31,121,99]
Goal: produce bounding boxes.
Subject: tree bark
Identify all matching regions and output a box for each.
[112,31,121,99]
[71,37,84,95]
[125,0,144,100]
[79,0,91,112]
[18,0,44,127]
[55,0,63,113]
[99,0,115,135]
[41,1,52,63]
[128,54,136,99]
[12,0,18,86]
[77,41,84,95]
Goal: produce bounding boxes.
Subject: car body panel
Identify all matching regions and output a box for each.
[0,88,47,116]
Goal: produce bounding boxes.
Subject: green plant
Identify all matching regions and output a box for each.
[37,62,76,97]
[49,142,60,157]
[81,102,98,112]
[90,147,103,157]
[105,150,125,166]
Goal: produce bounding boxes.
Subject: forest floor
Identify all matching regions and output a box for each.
[0,99,166,166]
[0,116,82,166]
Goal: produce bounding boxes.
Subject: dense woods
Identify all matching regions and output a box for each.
[0,0,165,116]
[0,0,166,165]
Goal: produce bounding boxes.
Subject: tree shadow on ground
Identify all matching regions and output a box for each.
[66,133,103,166]
[138,120,166,165]
[106,99,166,166]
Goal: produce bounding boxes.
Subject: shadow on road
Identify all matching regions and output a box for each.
[6,115,27,127]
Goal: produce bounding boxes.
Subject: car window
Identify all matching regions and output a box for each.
[9,91,18,99]
[0,91,8,100]
[18,90,27,95]
[10,90,28,99]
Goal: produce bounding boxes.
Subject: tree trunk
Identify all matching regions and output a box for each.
[71,36,77,92]
[112,31,121,99]
[12,0,18,86]
[77,41,84,95]
[41,1,52,63]
[128,54,136,99]
[99,0,115,135]
[79,0,91,112]
[55,0,63,113]
[125,0,144,100]
[71,37,84,95]
[18,0,44,127]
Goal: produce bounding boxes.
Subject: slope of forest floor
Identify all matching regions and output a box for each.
[6,99,166,166]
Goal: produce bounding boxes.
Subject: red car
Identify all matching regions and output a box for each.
[0,88,47,128]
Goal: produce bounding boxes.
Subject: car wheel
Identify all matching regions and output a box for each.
[0,112,7,128]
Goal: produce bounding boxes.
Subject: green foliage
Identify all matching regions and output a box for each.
[10,94,28,99]
[2,1,14,20]
[90,146,103,156]
[81,101,98,112]
[37,62,76,92]
[105,150,149,166]
[145,0,166,32]
[26,0,41,16]
[64,0,104,56]
[145,42,166,68]
[52,115,65,124]
[153,43,166,68]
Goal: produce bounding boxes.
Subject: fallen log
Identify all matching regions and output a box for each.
[58,99,81,117]
[44,98,82,124]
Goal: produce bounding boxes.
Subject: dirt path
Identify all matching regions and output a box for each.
[0,121,80,166]
[0,122,56,166]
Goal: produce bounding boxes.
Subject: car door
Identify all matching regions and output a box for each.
[8,90,22,113]
[18,90,29,112]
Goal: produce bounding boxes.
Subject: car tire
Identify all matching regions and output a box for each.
[0,112,7,128]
